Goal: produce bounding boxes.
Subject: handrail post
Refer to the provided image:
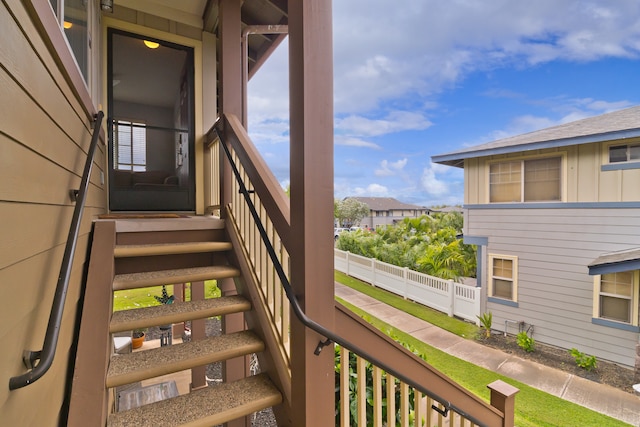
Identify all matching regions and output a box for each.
[9,111,104,390]
[488,380,519,427]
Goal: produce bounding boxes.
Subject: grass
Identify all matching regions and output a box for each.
[336,273,628,427]
[113,280,221,312]
[335,270,478,338]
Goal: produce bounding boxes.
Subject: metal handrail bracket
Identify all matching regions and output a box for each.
[9,111,104,390]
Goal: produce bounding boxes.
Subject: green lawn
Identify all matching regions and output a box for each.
[335,271,479,338]
[113,280,221,312]
[335,274,629,427]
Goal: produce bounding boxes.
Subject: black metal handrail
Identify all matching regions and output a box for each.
[216,127,491,427]
[9,111,104,390]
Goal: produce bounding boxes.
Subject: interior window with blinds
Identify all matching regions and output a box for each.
[599,271,634,324]
[490,157,561,202]
[115,121,147,171]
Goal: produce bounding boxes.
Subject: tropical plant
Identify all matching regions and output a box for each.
[569,348,597,371]
[477,312,493,338]
[516,331,535,353]
[154,285,174,305]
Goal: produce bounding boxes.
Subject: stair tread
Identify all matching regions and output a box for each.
[114,241,233,258]
[107,373,281,427]
[113,266,240,291]
[110,296,251,333]
[107,331,264,388]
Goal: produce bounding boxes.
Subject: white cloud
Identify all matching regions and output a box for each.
[335,136,382,150]
[421,164,449,196]
[336,111,432,137]
[354,183,389,195]
[375,158,408,177]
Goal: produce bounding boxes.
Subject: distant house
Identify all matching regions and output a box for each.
[432,105,640,371]
[350,197,431,229]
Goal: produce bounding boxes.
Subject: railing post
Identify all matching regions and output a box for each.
[487,380,519,427]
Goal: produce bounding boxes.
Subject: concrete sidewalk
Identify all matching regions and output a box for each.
[335,283,640,426]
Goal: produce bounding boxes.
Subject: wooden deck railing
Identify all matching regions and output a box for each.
[205,114,518,427]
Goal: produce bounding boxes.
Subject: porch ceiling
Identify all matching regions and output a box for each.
[119,0,288,75]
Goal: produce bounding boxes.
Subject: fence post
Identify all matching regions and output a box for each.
[403,267,409,299]
[346,251,350,276]
[448,280,455,317]
[487,380,519,427]
[474,286,481,326]
[371,258,376,287]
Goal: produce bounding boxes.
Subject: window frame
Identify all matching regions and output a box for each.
[593,271,639,327]
[487,154,565,204]
[25,0,97,117]
[608,143,640,164]
[488,254,518,306]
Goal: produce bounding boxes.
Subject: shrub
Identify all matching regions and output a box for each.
[569,348,597,371]
[476,312,492,338]
[516,331,535,353]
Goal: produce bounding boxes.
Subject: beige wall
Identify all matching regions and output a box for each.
[0,0,106,424]
[464,138,640,205]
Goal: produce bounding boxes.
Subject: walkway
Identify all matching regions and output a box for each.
[335,283,640,426]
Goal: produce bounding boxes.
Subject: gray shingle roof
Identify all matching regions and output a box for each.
[432,105,640,167]
[348,197,428,211]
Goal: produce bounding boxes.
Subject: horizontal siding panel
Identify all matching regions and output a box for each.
[0,70,104,184]
[0,135,105,206]
[0,203,101,270]
[474,206,640,367]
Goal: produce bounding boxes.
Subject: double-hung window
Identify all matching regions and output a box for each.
[489,255,518,304]
[595,271,638,326]
[489,157,561,203]
[49,0,91,83]
[114,121,147,171]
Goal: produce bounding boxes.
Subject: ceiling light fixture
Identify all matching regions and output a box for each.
[63,21,73,29]
[100,0,113,12]
[143,40,160,49]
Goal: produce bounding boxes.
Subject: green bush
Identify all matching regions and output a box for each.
[516,331,535,353]
[569,348,597,371]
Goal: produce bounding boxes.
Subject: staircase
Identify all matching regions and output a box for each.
[99,218,282,426]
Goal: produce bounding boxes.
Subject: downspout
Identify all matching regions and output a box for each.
[241,25,288,127]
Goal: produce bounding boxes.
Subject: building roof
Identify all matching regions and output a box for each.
[349,197,428,211]
[432,105,640,167]
[588,247,640,276]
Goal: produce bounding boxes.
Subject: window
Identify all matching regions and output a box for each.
[49,0,90,83]
[609,144,640,163]
[489,255,517,302]
[596,271,638,325]
[115,121,147,171]
[489,157,561,203]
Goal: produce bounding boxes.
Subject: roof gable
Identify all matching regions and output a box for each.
[432,105,640,167]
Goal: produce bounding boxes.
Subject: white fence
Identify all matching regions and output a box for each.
[335,249,481,326]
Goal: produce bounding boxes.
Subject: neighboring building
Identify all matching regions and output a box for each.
[351,197,431,229]
[432,105,640,371]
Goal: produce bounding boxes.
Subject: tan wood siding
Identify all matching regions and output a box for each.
[470,207,640,367]
[1,0,105,424]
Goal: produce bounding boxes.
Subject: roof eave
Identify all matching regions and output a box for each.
[432,128,640,167]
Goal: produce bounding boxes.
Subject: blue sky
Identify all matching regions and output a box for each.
[247,0,640,207]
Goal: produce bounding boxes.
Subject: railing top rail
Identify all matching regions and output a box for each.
[216,114,506,427]
[9,111,104,390]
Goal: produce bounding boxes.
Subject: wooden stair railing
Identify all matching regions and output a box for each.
[211,112,519,427]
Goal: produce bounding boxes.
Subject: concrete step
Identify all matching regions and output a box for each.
[107,331,264,388]
[107,373,282,427]
[113,266,240,291]
[110,296,251,333]
[114,241,233,258]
